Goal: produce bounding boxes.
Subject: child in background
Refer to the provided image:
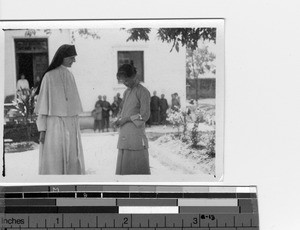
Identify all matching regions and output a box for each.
[92,103,102,132]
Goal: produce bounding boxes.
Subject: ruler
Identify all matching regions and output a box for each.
[0,185,259,229]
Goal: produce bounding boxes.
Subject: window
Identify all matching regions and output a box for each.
[117,51,144,82]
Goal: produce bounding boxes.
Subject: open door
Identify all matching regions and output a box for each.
[15,38,48,89]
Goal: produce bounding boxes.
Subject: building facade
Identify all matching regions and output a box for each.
[4,29,186,112]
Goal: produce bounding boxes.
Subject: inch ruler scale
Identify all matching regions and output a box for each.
[0,185,259,230]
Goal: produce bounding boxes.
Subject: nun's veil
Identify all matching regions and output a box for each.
[35,44,77,95]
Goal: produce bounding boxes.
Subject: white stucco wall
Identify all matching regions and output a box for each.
[73,29,186,112]
[5,29,186,112]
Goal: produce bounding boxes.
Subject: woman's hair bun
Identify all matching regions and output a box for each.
[117,63,137,78]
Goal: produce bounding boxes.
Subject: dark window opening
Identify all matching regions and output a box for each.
[117,51,144,82]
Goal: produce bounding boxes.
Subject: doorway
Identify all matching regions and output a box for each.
[15,39,49,89]
[17,53,34,87]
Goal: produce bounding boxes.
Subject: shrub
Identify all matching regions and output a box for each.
[167,107,190,139]
[5,87,39,142]
[205,131,215,158]
[191,116,202,148]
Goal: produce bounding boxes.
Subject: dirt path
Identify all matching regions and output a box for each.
[5,131,213,181]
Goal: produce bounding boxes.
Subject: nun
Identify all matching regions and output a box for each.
[34,44,85,175]
[114,64,151,175]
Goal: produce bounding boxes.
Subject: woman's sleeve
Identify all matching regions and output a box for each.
[36,115,47,131]
[117,91,126,118]
[139,88,151,121]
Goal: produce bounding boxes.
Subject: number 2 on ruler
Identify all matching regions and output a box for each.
[123,217,129,225]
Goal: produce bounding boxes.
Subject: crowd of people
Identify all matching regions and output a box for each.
[91,90,181,132]
[92,93,122,132]
[147,91,181,126]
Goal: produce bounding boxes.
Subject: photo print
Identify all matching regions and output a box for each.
[1,19,224,182]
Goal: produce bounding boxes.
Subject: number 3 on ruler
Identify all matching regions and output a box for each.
[193,217,198,225]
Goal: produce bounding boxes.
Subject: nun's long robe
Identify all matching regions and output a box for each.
[34,65,85,175]
[116,83,151,175]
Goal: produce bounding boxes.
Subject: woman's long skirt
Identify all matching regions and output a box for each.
[116,149,150,175]
[39,116,85,175]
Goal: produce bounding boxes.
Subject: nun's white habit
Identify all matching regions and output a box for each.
[35,65,85,174]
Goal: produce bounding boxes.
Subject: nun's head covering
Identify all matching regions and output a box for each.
[35,44,77,95]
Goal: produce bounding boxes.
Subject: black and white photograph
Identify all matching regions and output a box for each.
[1,19,224,182]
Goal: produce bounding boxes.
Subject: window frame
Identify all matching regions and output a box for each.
[117,50,145,83]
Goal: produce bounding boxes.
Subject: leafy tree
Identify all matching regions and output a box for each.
[21,27,216,52]
[125,28,216,52]
[23,29,100,42]
[186,45,216,101]
[186,46,216,78]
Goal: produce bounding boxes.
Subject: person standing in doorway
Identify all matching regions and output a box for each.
[34,44,85,175]
[114,64,151,175]
[16,73,30,91]
[102,95,111,132]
